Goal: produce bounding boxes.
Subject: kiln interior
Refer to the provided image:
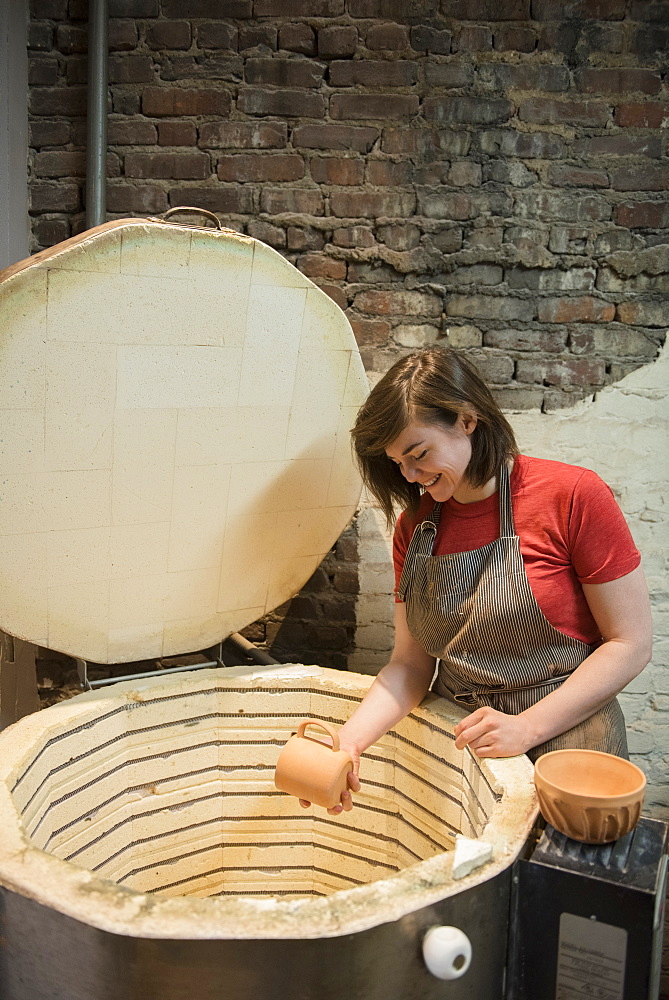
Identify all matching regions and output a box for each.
[8,667,505,901]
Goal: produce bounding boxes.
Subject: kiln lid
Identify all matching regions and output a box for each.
[0,218,367,664]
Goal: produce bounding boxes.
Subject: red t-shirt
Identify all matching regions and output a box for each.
[393,454,641,646]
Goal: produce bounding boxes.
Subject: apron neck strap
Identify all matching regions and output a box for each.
[499,462,515,537]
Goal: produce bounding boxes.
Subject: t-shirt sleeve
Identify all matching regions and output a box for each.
[392,512,413,602]
[568,469,641,584]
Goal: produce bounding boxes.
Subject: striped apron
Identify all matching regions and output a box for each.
[397,463,628,763]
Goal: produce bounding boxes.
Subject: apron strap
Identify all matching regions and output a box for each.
[498,462,515,538]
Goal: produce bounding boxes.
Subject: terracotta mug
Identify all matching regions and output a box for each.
[274,720,353,809]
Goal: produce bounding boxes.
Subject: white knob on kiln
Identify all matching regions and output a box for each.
[422,925,472,980]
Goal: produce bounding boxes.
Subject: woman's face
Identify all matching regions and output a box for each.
[385,415,478,503]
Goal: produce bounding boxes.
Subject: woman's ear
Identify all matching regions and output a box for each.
[460,411,478,435]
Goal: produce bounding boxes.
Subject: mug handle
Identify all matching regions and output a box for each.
[296,719,340,752]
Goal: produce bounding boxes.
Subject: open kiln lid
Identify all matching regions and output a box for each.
[0,219,367,664]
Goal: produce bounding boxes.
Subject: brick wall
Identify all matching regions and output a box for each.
[27,0,668,666]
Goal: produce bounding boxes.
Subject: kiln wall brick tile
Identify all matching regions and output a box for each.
[125,151,210,179]
[280,23,316,55]
[310,157,364,185]
[292,124,378,152]
[197,23,238,50]
[330,94,419,121]
[142,86,231,117]
[216,154,305,182]
[198,121,287,149]
[330,189,416,218]
[158,121,196,146]
[238,88,326,118]
[146,21,191,50]
[410,25,452,54]
[537,297,615,323]
[614,103,669,127]
[260,188,324,215]
[329,60,417,88]
[167,185,253,214]
[318,25,357,58]
[424,96,513,125]
[244,58,326,89]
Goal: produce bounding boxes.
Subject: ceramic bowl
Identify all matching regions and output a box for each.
[534,749,646,844]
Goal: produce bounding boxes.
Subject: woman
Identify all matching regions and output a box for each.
[305,346,652,815]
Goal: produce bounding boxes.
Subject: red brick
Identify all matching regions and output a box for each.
[330,189,416,218]
[158,121,196,146]
[167,185,253,214]
[125,152,210,179]
[317,283,348,310]
[614,103,669,128]
[260,188,324,215]
[616,301,667,327]
[493,25,536,51]
[109,54,154,84]
[279,23,316,55]
[366,160,413,186]
[109,0,159,14]
[33,216,71,247]
[297,253,346,280]
[410,25,452,54]
[548,165,609,188]
[452,25,492,51]
[109,19,139,51]
[447,0,529,16]
[318,26,358,58]
[333,226,375,248]
[30,121,71,146]
[349,318,390,347]
[424,96,512,125]
[161,0,250,13]
[217,153,304,182]
[484,328,566,352]
[292,124,378,152]
[330,94,419,121]
[482,64,569,91]
[197,22,238,49]
[516,358,606,386]
[29,24,53,50]
[310,157,364,185]
[112,91,140,115]
[244,58,325,89]
[424,63,474,88]
[479,129,564,158]
[614,202,669,228]
[146,20,191,50]
[34,151,87,177]
[29,87,88,117]
[537,297,615,323]
[246,219,286,248]
[575,69,662,96]
[108,120,158,145]
[365,23,410,50]
[575,135,662,157]
[55,25,86,53]
[198,121,287,149]
[238,88,325,118]
[519,98,609,127]
[157,54,243,83]
[449,162,482,186]
[30,181,81,213]
[446,294,534,321]
[355,289,442,317]
[610,164,669,192]
[532,0,625,15]
[286,227,325,250]
[106,183,167,214]
[376,224,420,250]
[238,25,277,51]
[142,87,231,117]
[329,60,417,88]
[29,59,59,86]
[255,0,342,11]
[31,0,67,16]
[416,190,474,220]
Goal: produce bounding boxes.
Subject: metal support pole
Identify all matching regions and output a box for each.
[85,0,108,229]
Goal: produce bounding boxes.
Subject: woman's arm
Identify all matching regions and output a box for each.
[454,564,652,757]
[304,603,436,813]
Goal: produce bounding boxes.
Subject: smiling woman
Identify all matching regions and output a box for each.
[305,347,653,816]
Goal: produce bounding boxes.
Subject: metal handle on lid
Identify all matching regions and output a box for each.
[296,719,340,753]
[156,206,223,230]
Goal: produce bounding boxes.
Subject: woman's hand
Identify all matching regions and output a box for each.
[454,707,535,758]
[299,743,362,815]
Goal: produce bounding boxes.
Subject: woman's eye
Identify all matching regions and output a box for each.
[416,450,427,460]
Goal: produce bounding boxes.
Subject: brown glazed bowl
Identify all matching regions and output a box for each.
[534,749,646,844]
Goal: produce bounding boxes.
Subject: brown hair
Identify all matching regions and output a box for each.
[351,346,518,526]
